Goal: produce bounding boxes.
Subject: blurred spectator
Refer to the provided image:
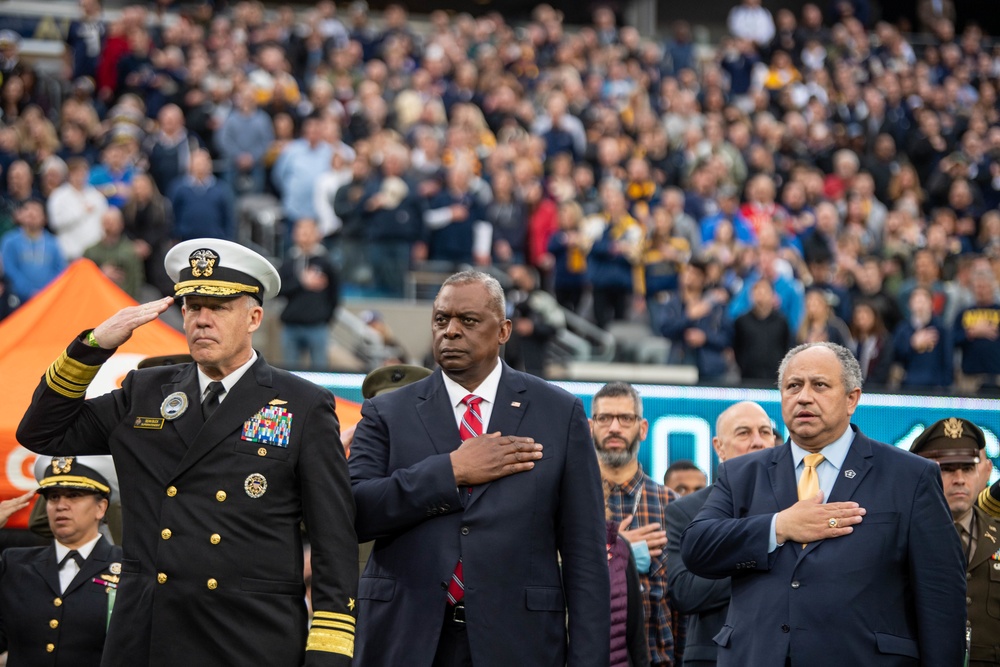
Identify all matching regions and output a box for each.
[663,460,708,497]
[917,0,956,34]
[271,115,332,224]
[423,158,492,267]
[849,255,904,333]
[83,206,144,300]
[504,264,564,377]
[89,138,136,209]
[661,260,734,382]
[312,138,356,249]
[798,286,851,346]
[66,0,106,80]
[47,157,108,261]
[733,278,792,381]
[121,172,173,297]
[145,104,202,196]
[899,249,950,320]
[360,309,408,365]
[548,200,590,314]
[0,200,66,302]
[332,150,373,286]
[893,286,953,389]
[216,85,274,195]
[953,263,1000,389]
[168,148,234,242]
[589,181,644,330]
[848,301,894,385]
[643,204,692,318]
[278,218,339,370]
[487,169,527,266]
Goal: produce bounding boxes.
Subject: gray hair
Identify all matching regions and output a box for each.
[439,270,506,320]
[592,381,643,418]
[777,342,863,393]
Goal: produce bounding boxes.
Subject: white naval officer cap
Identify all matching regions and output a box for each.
[165,239,281,303]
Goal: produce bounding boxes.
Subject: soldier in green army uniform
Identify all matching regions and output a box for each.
[911,418,1000,667]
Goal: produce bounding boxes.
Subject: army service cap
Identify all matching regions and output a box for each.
[909,417,985,466]
[362,365,432,399]
[165,239,280,303]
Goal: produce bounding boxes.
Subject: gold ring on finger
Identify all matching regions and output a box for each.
[829,518,838,528]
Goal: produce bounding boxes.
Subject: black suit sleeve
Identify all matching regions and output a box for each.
[666,495,730,615]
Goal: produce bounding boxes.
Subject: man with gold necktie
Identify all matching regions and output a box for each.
[910,417,1000,667]
[681,342,966,666]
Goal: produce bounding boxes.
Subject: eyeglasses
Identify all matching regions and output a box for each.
[593,413,639,427]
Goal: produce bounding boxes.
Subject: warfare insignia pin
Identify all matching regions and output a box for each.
[52,457,74,474]
[161,392,189,420]
[110,562,122,575]
[844,469,856,479]
[189,248,218,278]
[943,417,964,439]
[244,473,268,499]
[268,399,288,406]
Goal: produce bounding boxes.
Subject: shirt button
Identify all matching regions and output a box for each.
[157,573,168,584]
[46,643,55,653]
[460,526,470,536]
[791,581,800,589]
[166,486,177,497]
[53,598,62,607]
[161,528,172,540]
[207,578,218,590]
[966,572,972,580]
[781,624,790,633]
[210,534,221,545]
[216,490,227,502]
[49,619,59,629]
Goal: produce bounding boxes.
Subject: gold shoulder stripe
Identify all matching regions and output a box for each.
[306,628,354,657]
[312,611,356,625]
[980,487,1000,518]
[310,619,355,633]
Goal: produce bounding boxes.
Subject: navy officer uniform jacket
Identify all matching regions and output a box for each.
[681,427,967,667]
[349,363,611,667]
[16,336,358,667]
[0,536,122,667]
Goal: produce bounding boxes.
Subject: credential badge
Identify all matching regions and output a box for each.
[244,473,268,499]
[161,392,189,420]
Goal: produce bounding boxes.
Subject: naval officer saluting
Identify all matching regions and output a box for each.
[17,238,358,666]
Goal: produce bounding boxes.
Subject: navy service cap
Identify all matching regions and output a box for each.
[165,239,280,303]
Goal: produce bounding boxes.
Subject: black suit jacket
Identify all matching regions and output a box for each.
[0,536,123,667]
[665,485,729,666]
[17,337,357,667]
[349,363,610,667]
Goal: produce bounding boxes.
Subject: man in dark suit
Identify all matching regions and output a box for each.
[910,418,1000,667]
[17,239,357,666]
[681,342,966,666]
[0,458,123,667]
[349,270,610,667]
[666,401,775,667]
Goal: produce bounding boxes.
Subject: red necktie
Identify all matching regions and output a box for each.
[448,395,483,605]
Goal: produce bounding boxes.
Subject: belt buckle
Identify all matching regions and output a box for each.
[451,603,466,624]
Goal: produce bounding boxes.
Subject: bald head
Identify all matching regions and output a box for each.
[713,402,775,462]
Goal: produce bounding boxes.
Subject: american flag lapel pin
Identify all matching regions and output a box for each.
[511,402,521,408]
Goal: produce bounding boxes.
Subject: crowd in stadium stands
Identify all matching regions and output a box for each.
[0,0,999,388]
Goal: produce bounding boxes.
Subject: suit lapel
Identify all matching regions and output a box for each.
[63,536,113,596]
[32,544,62,596]
[970,507,1000,570]
[162,364,202,449]
[469,364,528,508]
[416,372,463,456]
[826,430,873,504]
[767,443,798,513]
[170,356,278,481]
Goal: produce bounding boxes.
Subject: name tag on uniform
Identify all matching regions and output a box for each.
[242,405,293,448]
[134,417,165,429]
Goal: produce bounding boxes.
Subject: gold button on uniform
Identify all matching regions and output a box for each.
[53,598,62,607]
[207,578,218,590]
[166,486,177,497]
[161,528,172,540]
[257,447,267,457]
[216,490,227,502]
[46,643,55,653]
[210,534,221,545]
[49,619,59,629]
[157,573,168,584]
